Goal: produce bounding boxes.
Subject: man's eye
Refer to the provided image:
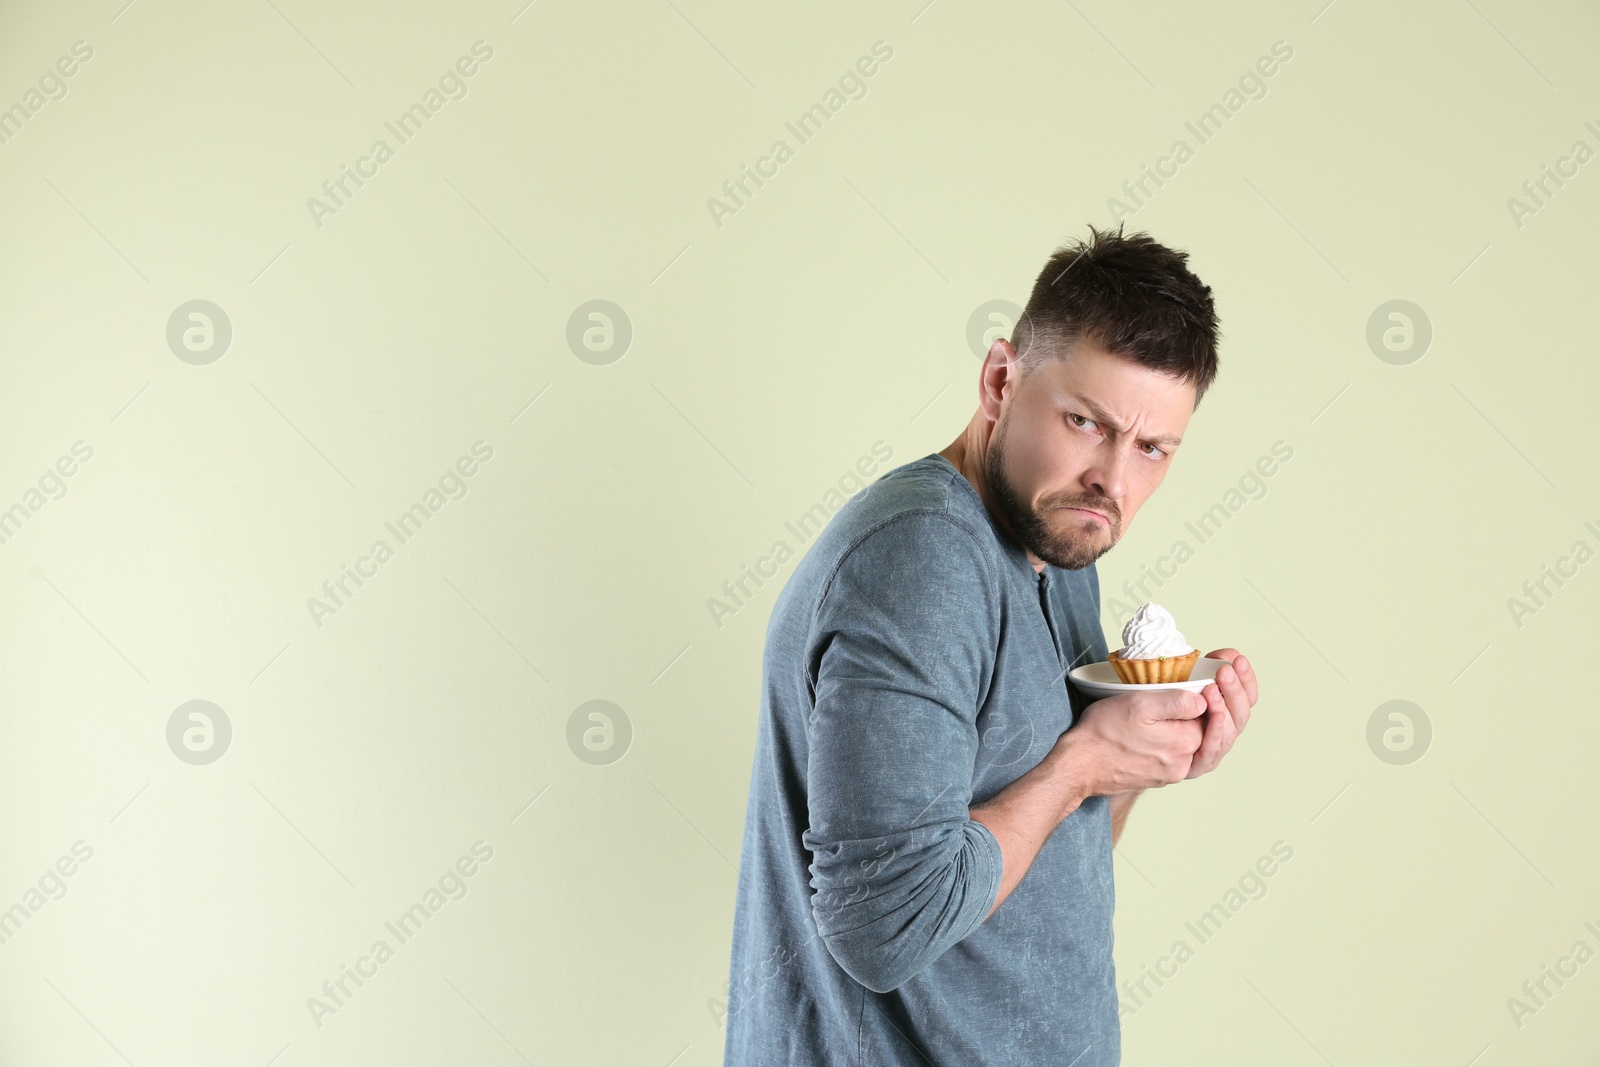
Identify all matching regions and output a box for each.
[1067,413,1095,430]
[1141,442,1167,458]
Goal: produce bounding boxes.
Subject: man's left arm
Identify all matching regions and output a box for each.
[1106,648,1258,845]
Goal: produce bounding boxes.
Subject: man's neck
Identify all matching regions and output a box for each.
[940,429,1047,574]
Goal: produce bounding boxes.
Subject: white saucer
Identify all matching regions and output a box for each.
[1068,656,1223,701]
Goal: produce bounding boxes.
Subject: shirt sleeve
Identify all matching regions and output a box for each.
[800,509,1006,994]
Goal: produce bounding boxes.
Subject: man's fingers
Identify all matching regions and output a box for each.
[1185,688,1236,779]
[1167,654,1253,782]
[1207,648,1258,706]
[1184,710,1224,779]
[1213,664,1252,733]
[1211,686,1237,748]
[1225,654,1257,706]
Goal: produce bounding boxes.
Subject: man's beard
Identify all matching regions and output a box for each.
[985,417,1120,571]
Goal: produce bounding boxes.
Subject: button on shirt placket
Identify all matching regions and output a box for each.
[1038,570,1065,669]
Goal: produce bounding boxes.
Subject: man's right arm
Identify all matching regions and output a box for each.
[971,692,1208,918]
[968,732,1094,920]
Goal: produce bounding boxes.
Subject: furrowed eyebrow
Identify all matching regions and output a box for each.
[1065,394,1183,448]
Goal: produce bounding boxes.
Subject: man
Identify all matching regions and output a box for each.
[722,225,1260,1066]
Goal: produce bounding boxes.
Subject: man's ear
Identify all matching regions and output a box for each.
[979,338,1019,418]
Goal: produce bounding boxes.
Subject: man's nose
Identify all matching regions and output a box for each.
[1083,444,1130,501]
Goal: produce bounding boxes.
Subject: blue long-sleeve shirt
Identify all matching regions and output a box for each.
[723,451,1119,1066]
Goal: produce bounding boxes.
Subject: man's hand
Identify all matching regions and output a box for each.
[1183,648,1258,780]
[1055,687,1207,798]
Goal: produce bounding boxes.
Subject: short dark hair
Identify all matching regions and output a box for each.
[1011,223,1221,407]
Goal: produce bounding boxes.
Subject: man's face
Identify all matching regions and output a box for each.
[984,338,1195,570]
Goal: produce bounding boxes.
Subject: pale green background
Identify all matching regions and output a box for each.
[0,1,1596,1063]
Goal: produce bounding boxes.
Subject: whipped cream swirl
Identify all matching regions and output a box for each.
[1120,601,1193,659]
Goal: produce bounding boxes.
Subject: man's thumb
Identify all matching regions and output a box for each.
[1153,689,1206,720]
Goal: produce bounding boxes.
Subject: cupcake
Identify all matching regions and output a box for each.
[1108,601,1199,683]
